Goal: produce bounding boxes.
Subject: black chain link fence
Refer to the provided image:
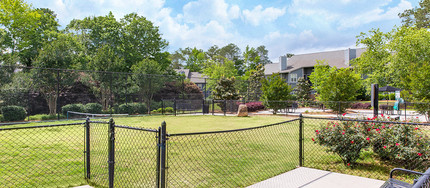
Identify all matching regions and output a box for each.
[166,119,300,187]
[1,115,429,187]
[0,123,86,187]
[302,116,430,184]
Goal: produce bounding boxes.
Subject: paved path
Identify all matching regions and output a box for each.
[247,167,385,188]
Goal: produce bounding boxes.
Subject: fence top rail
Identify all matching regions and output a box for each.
[68,111,129,117]
[115,125,158,133]
[0,122,84,131]
[88,120,110,124]
[168,118,300,137]
[303,116,430,126]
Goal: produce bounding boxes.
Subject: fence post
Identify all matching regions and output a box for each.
[299,113,304,166]
[85,117,91,180]
[159,121,167,188]
[174,99,176,116]
[162,100,165,115]
[224,100,227,116]
[212,99,214,116]
[108,118,115,188]
[156,126,161,188]
[202,99,205,114]
[57,70,60,120]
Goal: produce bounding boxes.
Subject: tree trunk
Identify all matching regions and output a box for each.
[100,87,111,111]
[46,94,57,115]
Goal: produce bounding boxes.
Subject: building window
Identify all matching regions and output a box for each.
[290,74,297,83]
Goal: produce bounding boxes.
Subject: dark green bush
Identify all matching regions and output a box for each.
[165,107,174,113]
[61,104,85,115]
[0,114,3,122]
[117,103,147,114]
[150,101,162,111]
[84,103,103,114]
[1,105,27,121]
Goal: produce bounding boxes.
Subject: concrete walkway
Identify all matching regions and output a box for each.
[247,167,385,188]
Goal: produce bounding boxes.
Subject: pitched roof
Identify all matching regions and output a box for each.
[264,63,280,75]
[265,48,366,75]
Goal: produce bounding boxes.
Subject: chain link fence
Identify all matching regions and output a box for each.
[1,115,429,187]
[0,122,86,187]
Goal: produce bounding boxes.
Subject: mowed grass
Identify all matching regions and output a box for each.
[0,115,296,188]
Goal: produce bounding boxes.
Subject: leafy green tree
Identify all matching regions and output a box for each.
[399,0,430,28]
[212,77,239,112]
[261,73,293,114]
[184,47,205,72]
[296,77,312,104]
[309,62,362,113]
[131,58,165,113]
[247,64,265,101]
[203,59,237,91]
[32,32,84,115]
[243,45,261,71]
[352,28,393,93]
[256,45,271,65]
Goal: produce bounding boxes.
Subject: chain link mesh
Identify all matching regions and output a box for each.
[114,125,158,187]
[0,123,85,187]
[88,121,110,187]
[302,117,430,184]
[166,119,300,187]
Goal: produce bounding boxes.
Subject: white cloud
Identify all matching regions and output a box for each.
[243,5,286,26]
[337,0,412,30]
[182,0,232,24]
[229,5,241,19]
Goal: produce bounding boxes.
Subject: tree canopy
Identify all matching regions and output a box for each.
[399,0,430,28]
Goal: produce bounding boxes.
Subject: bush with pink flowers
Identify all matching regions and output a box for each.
[314,120,369,166]
[314,115,430,168]
[245,102,265,112]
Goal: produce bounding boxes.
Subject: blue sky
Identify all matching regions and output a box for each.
[26,0,418,62]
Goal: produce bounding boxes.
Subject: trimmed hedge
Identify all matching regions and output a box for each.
[61,104,85,115]
[84,103,103,114]
[1,105,27,121]
[117,103,147,114]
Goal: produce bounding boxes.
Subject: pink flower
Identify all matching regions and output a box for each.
[347,163,350,166]
[415,127,419,130]
[382,125,386,129]
[342,113,346,116]
[350,140,354,144]
[396,143,400,146]
[418,153,423,157]
[366,137,370,141]
[312,138,315,142]
[315,130,319,132]
[376,128,380,131]
[342,132,345,135]
[381,114,384,117]
[383,146,387,149]
[367,118,371,120]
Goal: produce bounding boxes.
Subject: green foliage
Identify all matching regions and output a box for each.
[315,121,369,165]
[399,0,430,28]
[246,64,265,101]
[315,116,430,168]
[0,114,3,122]
[295,77,312,103]
[309,61,362,113]
[203,59,237,91]
[151,107,174,113]
[84,103,102,114]
[117,103,147,114]
[28,114,64,121]
[61,104,85,115]
[212,77,239,112]
[261,73,293,114]
[1,105,27,121]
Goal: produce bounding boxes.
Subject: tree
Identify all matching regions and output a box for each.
[243,45,261,71]
[212,77,239,112]
[0,0,59,67]
[295,77,312,104]
[399,0,430,28]
[352,28,393,93]
[309,62,362,113]
[261,73,293,114]
[203,59,237,91]
[247,64,265,101]
[184,47,205,72]
[256,45,271,65]
[131,58,165,113]
[32,32,84,115]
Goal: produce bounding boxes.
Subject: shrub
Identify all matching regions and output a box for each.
[350,103,371,109]
[61,104,85,115]
[314,120,369,166]
[1,105,27,121]
[152,107,174,114]
[84,103,103,114]
[165,107,174,113]
[28,114,65,121]
[117,104,133,114]
[367,118,430,169]
[117,103,148,114]
[245,102,265,112]
[0,114,3,122]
